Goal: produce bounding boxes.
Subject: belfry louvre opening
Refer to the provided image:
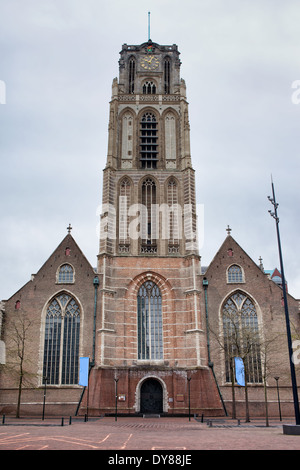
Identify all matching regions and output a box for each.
[140,113,158,169]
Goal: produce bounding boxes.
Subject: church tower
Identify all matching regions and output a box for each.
[86,40,223,416]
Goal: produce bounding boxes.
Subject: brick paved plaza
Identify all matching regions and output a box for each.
[0,416,299,452]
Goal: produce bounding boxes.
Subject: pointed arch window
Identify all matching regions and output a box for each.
[227,264,244,283]
[222,292,262,384]
[137,281,163,360]
[119,177,131,252]
[164,57,171,94]
[129,56,136,93]
[58,264,74,283]
[42,294,80,385]
[167,178,180,253]
[142,81,156,94]
[141,178,157,253]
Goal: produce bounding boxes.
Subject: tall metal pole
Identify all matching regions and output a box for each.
[268,179,300,425]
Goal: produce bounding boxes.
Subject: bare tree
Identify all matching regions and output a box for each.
[4,310,34,418]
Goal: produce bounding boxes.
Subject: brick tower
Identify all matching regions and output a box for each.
[85,40,224,416]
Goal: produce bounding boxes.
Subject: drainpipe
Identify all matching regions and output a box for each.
[203,278,228,416]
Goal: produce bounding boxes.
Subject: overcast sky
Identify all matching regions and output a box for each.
[0,0,300,300]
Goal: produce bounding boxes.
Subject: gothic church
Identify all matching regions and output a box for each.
[0,40,299,418]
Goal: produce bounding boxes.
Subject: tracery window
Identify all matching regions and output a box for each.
[227,264,244,283]
[142,81,156,94]
[58,264,74,283]
[140,112,158,169]
[42,294,80,385]
[222,292,262,384]
[137,281,163,360]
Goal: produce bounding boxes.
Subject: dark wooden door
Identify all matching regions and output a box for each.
[140,379,163,414]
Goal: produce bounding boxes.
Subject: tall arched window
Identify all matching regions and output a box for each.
[129,56,135,93]
[167,178,180,253]
[164,57,171,94]
[119,177,131,252]
[140,112,158,169]
[141,178,157,253]
[137,281,163,360]
[43,294,80,385]
[222,292,262,383]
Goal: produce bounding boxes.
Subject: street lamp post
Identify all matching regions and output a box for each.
[187,377,191,421]
[268,179,300,425]
[42,376,47,421]
[274,376,282,421]
[114,377,119,422]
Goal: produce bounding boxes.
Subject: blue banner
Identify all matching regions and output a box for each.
[234,357,245,386]
[79,357,89,387]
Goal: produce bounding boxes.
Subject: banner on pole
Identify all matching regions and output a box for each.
[79,357,89,387]
[234,357,245,386]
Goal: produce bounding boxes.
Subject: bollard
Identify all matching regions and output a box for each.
[69,416,72,425]
[61,417,64,426]
[201,413,204,423]
[2,414,5,424]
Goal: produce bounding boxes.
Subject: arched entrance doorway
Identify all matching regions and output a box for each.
[140,378,163,414]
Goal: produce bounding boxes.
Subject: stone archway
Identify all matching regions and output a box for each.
[140,378,163,414]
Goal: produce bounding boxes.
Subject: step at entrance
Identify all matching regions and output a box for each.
[143,414,160,418]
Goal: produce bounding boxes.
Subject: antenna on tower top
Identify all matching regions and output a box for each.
[148,11,151,41]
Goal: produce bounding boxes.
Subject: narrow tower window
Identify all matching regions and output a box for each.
[119,177,131,253]
[141,178,157,253]
[164,57,171,94]
[167,178,180,253]
[140,112,158,169]
[129,57,135,93]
